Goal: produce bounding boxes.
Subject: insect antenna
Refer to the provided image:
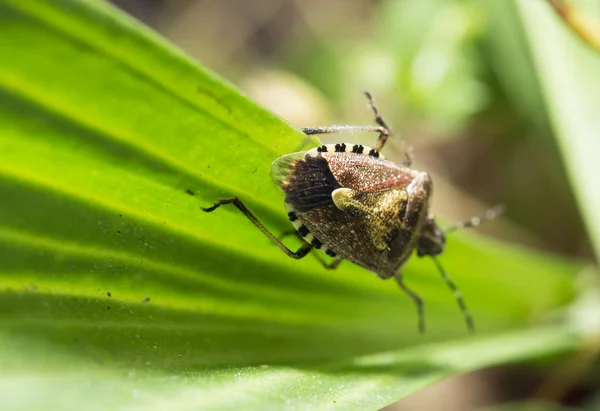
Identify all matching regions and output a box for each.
[431,256,475,333]
[444,205,505,234]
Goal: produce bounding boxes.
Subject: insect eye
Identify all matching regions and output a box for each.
[399,200,408,220]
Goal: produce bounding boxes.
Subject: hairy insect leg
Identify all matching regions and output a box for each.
[302,125,388,136]
[364,91,412,167]
[311,252,343,270]
[431,257,474,333]
[394,273,425,334]
[202,197,313,259]
[445,205,506,233]
[364,91,391,152]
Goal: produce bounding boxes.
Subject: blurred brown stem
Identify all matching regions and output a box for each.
[547,0,600,54]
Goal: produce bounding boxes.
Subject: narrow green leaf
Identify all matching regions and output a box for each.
[514,0,600,260]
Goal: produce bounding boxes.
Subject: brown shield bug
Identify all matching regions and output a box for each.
[203,92,503,333]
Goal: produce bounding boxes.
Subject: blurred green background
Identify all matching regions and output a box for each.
[109,0,599,409]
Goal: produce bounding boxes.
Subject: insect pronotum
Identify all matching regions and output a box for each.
[202,92,504,333]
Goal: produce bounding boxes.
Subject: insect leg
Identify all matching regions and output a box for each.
[364,91,391,151]
[274,227,343,269]
[311,252,343,270]
[444,205,505,233]
[431,257,475,333]
[394,273,425,334]
[302,125,387,136]
[364,91,412,167]
[202,197,313,259]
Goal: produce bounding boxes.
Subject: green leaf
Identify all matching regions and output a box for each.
[514,0,600,260]
[484,0,600,260]
[0,0,585,409]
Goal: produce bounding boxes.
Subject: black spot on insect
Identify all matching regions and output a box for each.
[368,148,379,158]
[311,238,323,249]
[335,143,346,152]
[297,225,309,237]
[287,211,298,221]
[399,200,408,220]
[317,145,328,153]
[352,144,364,154]
[326,249,337,257]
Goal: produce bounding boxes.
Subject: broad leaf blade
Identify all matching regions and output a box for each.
[0,326,581,411]
[0,0,584,409]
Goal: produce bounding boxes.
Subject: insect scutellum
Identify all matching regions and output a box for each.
[202,92,503,334]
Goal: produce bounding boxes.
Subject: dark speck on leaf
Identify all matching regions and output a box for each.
[107,291,111,297]
[143,296,150,303]
[186,189,195,196]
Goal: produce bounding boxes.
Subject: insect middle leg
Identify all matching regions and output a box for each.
[202,197,313,259]
[311,252,343,270]
[279,228,343,270]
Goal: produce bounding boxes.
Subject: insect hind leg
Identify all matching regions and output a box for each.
[364,91,412,167]
[202,197,313,259]
[301,125,387,136]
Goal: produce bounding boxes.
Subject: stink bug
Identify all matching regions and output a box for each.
[203,92,503,333]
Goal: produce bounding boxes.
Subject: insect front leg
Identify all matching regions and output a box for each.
[393,273,425,334]
[202,197,313,259]
[430,257,475,333]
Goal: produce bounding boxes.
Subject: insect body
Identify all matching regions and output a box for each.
[203,92,502,333]
[272,144,437,276]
